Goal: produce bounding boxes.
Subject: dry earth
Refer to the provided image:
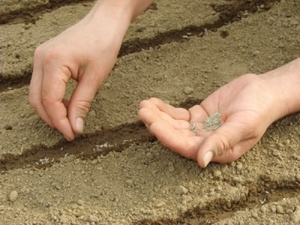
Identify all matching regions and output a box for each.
[1,0,300,224]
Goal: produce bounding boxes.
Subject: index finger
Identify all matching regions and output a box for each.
[29,49,54,127]
[42,65,75,140]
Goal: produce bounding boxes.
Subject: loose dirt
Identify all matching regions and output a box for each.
[1,0,300,224]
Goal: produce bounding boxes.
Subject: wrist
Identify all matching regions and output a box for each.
[84,1,132,40]
[86,0,152,34]
[260,57,300,120]
[80,0,152,52]
[92,0,153,19]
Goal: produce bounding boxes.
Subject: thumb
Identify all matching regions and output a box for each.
[197,121,251,168]
[68,74,101,134]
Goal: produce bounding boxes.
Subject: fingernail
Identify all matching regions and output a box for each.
[75,117,84,134]
[204,151,214,167]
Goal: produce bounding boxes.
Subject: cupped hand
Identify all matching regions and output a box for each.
[138,74,282,167]
[29,12,128,140]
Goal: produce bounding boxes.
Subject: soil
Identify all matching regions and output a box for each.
[1,0,300,224]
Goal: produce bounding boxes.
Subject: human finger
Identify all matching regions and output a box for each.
[29,47,54,127]
[150,121,204,159]
[148,98,190,121]
[138,106,190,130]
[196,119,252,168]
[42,65,75,141]
[139,108,191,130]
[188,101,216,123]
[67,70,104,134]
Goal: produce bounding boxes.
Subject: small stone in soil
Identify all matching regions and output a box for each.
[4,125,13,130]
[89,214,99,222]
[8,190,18,202]
[184,86,194,95]
[175,186,188,195]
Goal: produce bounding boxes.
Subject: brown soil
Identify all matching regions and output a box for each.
[1,0,300,224]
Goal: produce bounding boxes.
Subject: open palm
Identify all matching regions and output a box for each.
[138,74,280,167]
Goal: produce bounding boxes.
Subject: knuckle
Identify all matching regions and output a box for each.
[213,133,231,156]
[33,45,44,59]
[41,96,54,108]
[76,100,91,116]
[43,50,60,67]
[35,45,64,68]
[241,73,259,81]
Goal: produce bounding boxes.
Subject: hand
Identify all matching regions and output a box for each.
[29,6,130,140]
[138,74,283,168]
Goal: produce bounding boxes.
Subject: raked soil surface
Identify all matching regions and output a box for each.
[1,0,300,224]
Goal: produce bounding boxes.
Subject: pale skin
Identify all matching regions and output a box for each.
[29,0,300,168]
[29,0,153,140]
